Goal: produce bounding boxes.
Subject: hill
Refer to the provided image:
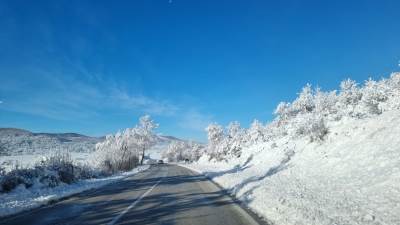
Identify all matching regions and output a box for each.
[0,128,103,156]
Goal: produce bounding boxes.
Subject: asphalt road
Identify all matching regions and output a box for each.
[1,164,266,225]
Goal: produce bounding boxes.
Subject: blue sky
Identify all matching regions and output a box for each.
[0,0,399,141]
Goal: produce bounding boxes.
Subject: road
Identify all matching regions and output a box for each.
[1,164,266,225]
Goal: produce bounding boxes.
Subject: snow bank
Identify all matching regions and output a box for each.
[0,165,149,218]
[185,110,400,225]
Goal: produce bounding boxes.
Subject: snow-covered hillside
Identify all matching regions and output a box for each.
[186,109,400,225]
[184,73,400,225]
[0,128,102,156]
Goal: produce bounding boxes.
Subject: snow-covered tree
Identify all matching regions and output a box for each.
[360,78,388,115]
[201,72,400,162]
[386,72,400,110]
[337,79,362,117]
[248,119,266,144]
[226,121,245,157]
[314,88,338,117]
[135,115,158,165]
[93,115,158,172]
[292,84,315,114]
[162,141,204,162]
[205,123,225,159]
[274,102,293,121]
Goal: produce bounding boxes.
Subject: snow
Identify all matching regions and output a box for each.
[0,128,100,156]
[0,152,92,172]
[0,165,149,218]
[184,109,400,225]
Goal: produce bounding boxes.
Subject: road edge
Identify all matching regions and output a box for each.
[0,165,151,220]
[177,164,273,225]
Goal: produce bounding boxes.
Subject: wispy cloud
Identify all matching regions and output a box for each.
[178,109,213,132]
[110,88,178,116]
[0,66,178,120]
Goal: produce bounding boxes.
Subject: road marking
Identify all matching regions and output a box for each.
[107,177,164,225]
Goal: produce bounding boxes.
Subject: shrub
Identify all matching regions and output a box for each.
[37,153,76,184]
[0,153,101,193]
[1,168,37,192]
[290,113,328,142]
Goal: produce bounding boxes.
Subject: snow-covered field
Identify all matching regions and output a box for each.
[0,142,168,172]
[0,152,92,172]
[0,165,149,218]
[184,109,400,225]
[0,129,173,218]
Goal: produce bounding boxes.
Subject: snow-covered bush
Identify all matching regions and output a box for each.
[360,78,389,115]
[37,153,76,184]
[314,88,338,117]
[226,121,245,157]
[247,120,267,144]
[337,79,363,117]
[0,153,100,193]
[291,84,315,114]
[385,72,400,110]
[93,115,158,173]
[205,123,225,160]
[94,132,140,173]
[0,168,37,192]
[289,113,328,142]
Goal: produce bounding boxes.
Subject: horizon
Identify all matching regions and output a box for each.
[1,0,400,141]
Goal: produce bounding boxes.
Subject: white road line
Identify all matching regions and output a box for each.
[107,177,163,225]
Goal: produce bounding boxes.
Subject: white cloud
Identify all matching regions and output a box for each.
[178,109,213,132]
[0,67,178,120]
[110,88,178,116]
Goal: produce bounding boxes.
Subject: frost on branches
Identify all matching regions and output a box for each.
[162,141,203,162]
[202,72,400,161]
[93,115,158,173]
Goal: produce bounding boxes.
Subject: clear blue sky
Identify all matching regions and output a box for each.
[0,0,399,141]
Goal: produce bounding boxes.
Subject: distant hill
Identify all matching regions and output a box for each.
[0,128,103,156]
[0,128,187,156]
[156,135,183,143]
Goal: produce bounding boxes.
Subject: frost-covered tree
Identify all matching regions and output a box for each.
[274,102,293,121]
[226,121,245,157]
[314,88,338,117]
[205,123,226,160]
[201,72,400,162]
[337,79,362,117]
[292,84,315,114]
[162,141,204,162]
[386,72,400,109]
[93,115,158,172]
[248,119,266,144]
[360,78,388,115]
[227,121,241,138]
[136,115,158,165]
[190,141,204,161]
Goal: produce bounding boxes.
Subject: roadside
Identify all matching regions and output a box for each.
[0,165,150,218]
[178,163,272,225]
